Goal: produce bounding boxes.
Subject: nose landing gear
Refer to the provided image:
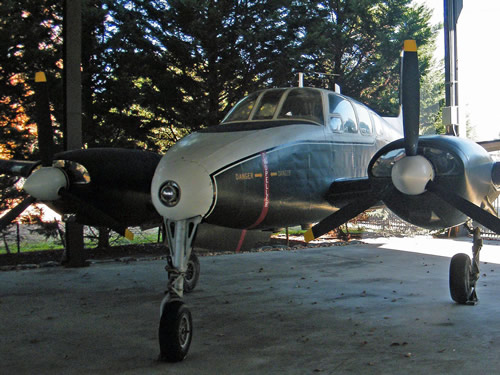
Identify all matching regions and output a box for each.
[159,216,201,362]
[449,227,482,305]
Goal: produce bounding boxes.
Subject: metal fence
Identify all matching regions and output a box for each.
[485,196,500,239]
[354,196,500,240]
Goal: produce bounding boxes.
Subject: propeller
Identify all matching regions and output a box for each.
[0,72,135,239]
[0,196,36,230]
[401,40,420,157]
[425,180,500,234]
[305,40,500,242]
[304,193,380,243]
[34,72,56,166]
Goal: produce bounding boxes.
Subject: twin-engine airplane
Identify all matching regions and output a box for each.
[1,41,500,362]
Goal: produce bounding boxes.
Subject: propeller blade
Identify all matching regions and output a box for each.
[304,194,380,242]
[0,196,36,231]
[34,72,55,166]
[0,160,39,177]
[426,180,500,235]
[58,189,134,240]
[401,40,420,157]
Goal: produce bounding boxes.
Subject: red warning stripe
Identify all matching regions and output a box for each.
[235,152,270,252]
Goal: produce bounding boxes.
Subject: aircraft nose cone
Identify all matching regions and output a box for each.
[151,157,214,221]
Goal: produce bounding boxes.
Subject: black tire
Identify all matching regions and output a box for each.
[184,253,200,293]
[159,300,193,362]
[449,253,473,304]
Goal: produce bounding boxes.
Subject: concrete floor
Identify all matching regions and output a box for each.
[1,237,500,374]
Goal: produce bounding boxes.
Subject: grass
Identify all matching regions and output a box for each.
[0,240,64,254]
[0,227,161,255]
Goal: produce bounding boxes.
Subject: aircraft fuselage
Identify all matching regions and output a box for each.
[151,87,402,230]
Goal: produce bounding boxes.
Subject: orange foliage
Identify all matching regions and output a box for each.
[0,73,37,159]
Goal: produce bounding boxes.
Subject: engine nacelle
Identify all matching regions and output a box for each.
[369,136,499,230]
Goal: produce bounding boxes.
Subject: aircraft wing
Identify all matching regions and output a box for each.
[325,177,379,205]
[0,159,40,177]
[477,139,500,152]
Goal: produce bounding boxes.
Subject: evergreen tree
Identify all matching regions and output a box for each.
[1,0,440,157]
[0,0,63,218]
[297,0,437,115]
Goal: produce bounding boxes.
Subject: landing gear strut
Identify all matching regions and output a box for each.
[159,216,201,362]
[449,226,482,305]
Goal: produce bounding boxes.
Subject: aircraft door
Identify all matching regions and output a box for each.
[325,94,378,178]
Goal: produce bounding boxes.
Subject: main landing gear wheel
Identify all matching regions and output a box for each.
[167,253,200,293]
[159,300,193,362]
[449,253,475,304]
[449,227,482,305]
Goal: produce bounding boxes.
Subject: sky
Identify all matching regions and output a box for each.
[419,0,500,140]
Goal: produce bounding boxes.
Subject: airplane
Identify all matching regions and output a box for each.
[0,41,499,362]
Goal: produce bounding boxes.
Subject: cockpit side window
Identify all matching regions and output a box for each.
[328,94,357,133]
[278,88,324,124]
[253,89,283,120]
[223,92,259,122]
[354,103,373,135]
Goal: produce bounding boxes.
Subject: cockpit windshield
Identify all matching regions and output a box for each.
[278,89,323,124]
[222,88,324,125]
[223,92,260,122]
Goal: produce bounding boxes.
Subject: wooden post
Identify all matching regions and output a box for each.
[16,222,20,253]
[61,0,85,267]
[63,220,86,267]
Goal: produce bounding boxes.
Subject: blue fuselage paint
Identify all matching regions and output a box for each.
[208,138,380,229]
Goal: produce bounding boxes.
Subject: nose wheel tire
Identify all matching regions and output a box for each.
[183,253,200,293]
[159,300,193,362]
[449,253,475,304]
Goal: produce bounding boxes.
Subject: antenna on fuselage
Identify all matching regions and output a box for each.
[296,71,340,92]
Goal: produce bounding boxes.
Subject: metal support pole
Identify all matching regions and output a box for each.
[443,0,463,136]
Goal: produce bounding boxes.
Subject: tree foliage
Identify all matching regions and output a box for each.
[1,0,441,157]
[0,0,64,217]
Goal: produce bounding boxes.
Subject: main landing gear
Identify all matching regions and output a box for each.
[159,216,201,362]
[449,226,482,305]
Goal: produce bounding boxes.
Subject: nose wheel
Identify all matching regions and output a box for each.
[159,300,193,362]
[159,216,201,362]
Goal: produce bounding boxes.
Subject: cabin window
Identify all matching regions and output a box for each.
[328,115,342,132]
[278,88,324,124]
[370,112,384,136]
[253,89,283,120]
[354,103,373,135]
[328,94,357,133]
[223,92,259,122]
